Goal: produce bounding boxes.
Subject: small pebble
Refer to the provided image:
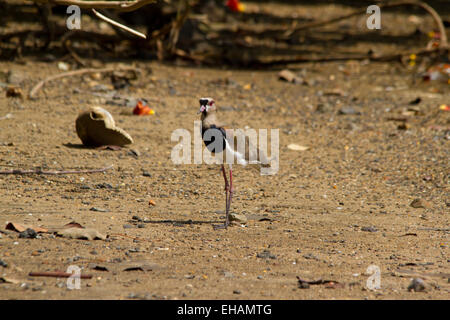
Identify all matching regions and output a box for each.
[408,278,426,292]
[257,250,276,259]
[361,226,378,232]
[410,199,431,209]
[229,213,247,224]
[19,228,37,239]
[338,106,361,115]
[90,207,109,212]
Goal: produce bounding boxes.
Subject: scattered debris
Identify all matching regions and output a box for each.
[0,259,7,268]
[439,104,450,111]
[128,149,141,157]
[422,63,450,82]
[5,86,22,98]
[133,100,155,116]
[0,113,13,120]
[227,0,245,12]
[0,165,113,175]
[397,123,410,130]
[256,250,276,259]
[302,253,319,260]
[338,106,361,115]
[57,61,69,71]
[324,88,347,96]
[361,226,378,232]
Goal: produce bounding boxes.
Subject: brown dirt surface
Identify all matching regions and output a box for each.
[0,1,449,300]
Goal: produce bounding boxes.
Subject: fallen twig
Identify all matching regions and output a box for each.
[33,0,156,12]
[29,66,141,99]
[92,9,147,39]
[0,164,113,175]
[29,271,93,279]
[296,276,344,289]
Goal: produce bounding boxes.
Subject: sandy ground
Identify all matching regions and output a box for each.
[0,1,449,300]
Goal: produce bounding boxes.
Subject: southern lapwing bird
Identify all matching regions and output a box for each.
[198,97,272,229]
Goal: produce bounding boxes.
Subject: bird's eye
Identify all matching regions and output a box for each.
[209,100,214,106]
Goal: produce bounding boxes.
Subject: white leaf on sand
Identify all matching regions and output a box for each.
[56,228,106,240]
[287,144,309,151]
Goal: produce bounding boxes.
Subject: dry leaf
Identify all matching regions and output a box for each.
[63,221,84,229]
[278,69,303,84]
[0,277,20,284]
[5,222,48,233]
[287,144,309,151]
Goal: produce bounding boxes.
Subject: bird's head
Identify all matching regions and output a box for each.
[198,97,216,114]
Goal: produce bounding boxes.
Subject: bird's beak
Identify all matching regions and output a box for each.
[197,105,206,114]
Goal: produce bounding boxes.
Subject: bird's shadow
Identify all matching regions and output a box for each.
[63,143,89,149]
[63,143,124,151]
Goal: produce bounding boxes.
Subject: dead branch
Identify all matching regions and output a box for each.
[0,164,114,175]
[29,66,141,99]
[284,0,448,48]
[33,0,156,12]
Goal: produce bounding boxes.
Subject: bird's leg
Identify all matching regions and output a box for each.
[213,164,229,230]
[225,165,234,226]
[222,164,230,221]
[222,164,229,192]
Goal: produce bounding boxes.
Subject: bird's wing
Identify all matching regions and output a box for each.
[224,128,271,166]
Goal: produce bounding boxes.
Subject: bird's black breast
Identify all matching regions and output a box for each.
[202,125,227,153]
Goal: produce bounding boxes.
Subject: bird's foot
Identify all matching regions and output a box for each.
[212,220,229,230]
